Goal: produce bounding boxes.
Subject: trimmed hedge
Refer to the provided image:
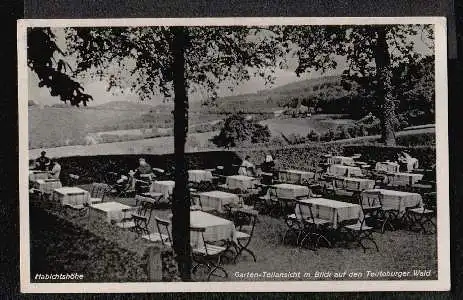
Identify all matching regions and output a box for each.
[237,143,344,171]
[40,151,243,185]
[32,143,436,185]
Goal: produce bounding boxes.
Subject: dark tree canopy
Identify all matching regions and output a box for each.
[211,114,271,148]
[282,24,434,145]
[64,26,282,103]
[27,28,93,106]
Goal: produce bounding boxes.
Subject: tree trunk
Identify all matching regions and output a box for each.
[170,26,191,281]
[374,26,397,146]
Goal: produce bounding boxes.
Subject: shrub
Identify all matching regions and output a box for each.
[282,133,308,145]
[306,129,321,142]
[237,143,344,171]
[396,132,436,147]
[211,114,271,148]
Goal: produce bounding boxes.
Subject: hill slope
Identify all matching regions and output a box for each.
[191,75,345,113]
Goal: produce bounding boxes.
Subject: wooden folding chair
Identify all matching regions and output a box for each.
[88,183,111,205]
[256,186,281,217]
[154,217,173,248]
[297,200,332,250]
[343,216,379,253]
[376,193,401,233]
[406,192,436,234]
[231,208,258,263]
[190,226,228,281]
[359,192,382,228]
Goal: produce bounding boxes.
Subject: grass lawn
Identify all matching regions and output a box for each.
[29,186,437,282]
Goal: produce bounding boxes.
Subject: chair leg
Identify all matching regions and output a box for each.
[299,232,318,251]
[207,255,228,281]
[234,240,256,263]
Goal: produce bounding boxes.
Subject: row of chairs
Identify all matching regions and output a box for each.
[361,191,436,234]
[129,207,258,281]
[283,199,379,253]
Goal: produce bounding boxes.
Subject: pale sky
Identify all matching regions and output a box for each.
[28,26,433,107]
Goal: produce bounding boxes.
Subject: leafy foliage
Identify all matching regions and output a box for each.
[282,24,434,145]
[27,28,93,106]
[211,114,271,147]
[64,27,282,103]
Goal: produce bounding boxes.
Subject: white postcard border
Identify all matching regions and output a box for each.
[18,17,450,293]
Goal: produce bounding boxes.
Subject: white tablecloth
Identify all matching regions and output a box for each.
[199,190,240,212]
[386,173,424,187]
[296,198,363,229]
[226,175,257,191]
[375,161,400,173]
[150,180,175,199]
[328,156,355,166]
[53,187,90,206]
[272,183,310,200]
[32,179,62,194]
[29,170,49,181]
[327,164,363,177]
[189,210,237,247]
[188,170,213,183]
[361,189,423,214]
[89,201,133,223]
[334,177,375,191]
[278,169,315,184]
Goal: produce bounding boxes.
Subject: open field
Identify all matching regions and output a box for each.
[28,103,223,149]
[261,114,354,137]
[29,126,435,164]
[29,131,219,159]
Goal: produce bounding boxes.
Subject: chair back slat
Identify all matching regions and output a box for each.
[296,200,316,223]
[189,226,207,255]
[91,183,111,201]
[233,209,258,237]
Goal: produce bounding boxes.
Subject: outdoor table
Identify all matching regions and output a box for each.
[333,177,375,192]
[375,161,400,173]
[150,180,175,199]
[278,169,315,184]
[296,198,364,229]
[361,189,423,215]
[327,156,355,166]
[199,190,240,213]
[168,210,237,248]
[272,183,311,200]
[327,164,363,177]
[188,170,213,183]
[226,175,258,191]
[29,170,49,181]
[386,172,424,187]
[52,187,90,206]
[89,201,134,223]
[31,179,62,195]
[190,210,237,248]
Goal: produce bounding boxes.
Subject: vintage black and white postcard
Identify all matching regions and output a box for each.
[18,17,449,292]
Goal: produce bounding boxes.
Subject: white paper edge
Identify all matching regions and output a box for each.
[17,16,450,293]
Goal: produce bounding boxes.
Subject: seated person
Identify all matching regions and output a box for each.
[397,151,419,173]
[261,154,275,173]
[238,155,256,177]
[35,151,51,171]
[48,159,61,180]
[131,158,154,190]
